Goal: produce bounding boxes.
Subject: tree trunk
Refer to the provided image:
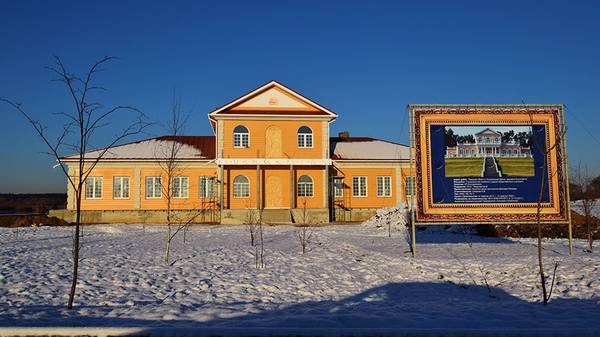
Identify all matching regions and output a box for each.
[165,224,171,265]
[165,195,172,265]
[68,186,82,309]
[587,213,593,253]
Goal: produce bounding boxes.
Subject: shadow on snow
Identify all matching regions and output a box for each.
[1,282,598,334]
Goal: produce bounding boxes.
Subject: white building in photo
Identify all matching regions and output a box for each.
[445,128,532,158]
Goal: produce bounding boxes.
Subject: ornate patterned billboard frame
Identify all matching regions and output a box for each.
[408,104,570,225]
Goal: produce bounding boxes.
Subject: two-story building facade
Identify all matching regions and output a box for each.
[51,81,412,224]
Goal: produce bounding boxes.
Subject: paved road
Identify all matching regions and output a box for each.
[483,157,500,177]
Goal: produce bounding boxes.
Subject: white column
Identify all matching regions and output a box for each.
[67,166,74,210]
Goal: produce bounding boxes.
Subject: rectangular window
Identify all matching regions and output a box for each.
[173,176,189,198]
[298,134,313,148]
[113,176,130,199]
[146,176,162,199]
[85,177,102,199]
[405,176,416,196]
[297,182,313,197]
[233,181,250,198]
[199,176,215,198]
[234,134,249,148]
[333,177,344,198]
[377,176,392,197]
[352,176,367,197]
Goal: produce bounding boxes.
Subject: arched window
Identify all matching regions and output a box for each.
[297,175,313,197]
[233,175,250,198]
[297,126,313,148]
[233,125,249,148]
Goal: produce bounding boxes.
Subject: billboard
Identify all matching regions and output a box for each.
[411,105,568,223]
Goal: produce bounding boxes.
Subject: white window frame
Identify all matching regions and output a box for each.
[233,175,250,198]
[113,176,130,199]
[377,176,392,197]
[85,177,102,199]
[297,175,314,197]
[173,176,189,199]
[352,176,367,197]
[405,176,416,197]
[233,125,250,148]
[146,176,162,199]
[333,177,344,198]
[199,176,215,199]
[297,126,313,148]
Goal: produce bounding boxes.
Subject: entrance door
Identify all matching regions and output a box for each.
[264,174,284,208]
[265,125,283,158]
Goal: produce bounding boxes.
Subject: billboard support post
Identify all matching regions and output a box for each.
[560,105,573,255]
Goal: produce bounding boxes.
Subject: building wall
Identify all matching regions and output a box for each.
[224,165,326,210]
[331,165,401,209]
[221,119,326,159]
[70,164,218,211]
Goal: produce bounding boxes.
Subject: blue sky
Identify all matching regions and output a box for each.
[1,0,600,192]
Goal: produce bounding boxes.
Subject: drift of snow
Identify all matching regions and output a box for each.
[360,206,410,249]
[572,199,600,219]
[0,223,599,335]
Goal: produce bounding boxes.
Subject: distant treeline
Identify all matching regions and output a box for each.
[0,193,67,213]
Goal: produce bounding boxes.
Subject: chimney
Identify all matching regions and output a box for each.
[338,131,350,139]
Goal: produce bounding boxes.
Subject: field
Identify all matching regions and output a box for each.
[444,158,484,177]
[1,216,599,335]
[496,157,535,177]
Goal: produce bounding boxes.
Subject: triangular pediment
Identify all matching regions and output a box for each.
[208,81,337,118]
[476,128,502,135]
[233,87,315,110]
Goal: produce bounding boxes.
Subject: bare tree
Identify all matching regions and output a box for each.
[458,226,494,298]
[571,162,598,252]
[254,208,265,268]
[295,201,314,254]
[156,94,200,265]
[244,207,259,246]
[528,110,564,305]
[1,55,150,309]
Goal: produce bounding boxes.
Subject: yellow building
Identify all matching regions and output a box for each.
[52,81,413,224]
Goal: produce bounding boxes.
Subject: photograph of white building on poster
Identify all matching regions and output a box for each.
[444,126,534,177]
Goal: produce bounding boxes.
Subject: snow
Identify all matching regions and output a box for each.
[332,140,409,160]
[572,199,600,219]
[0,221,599,335]
[63,138,208,160]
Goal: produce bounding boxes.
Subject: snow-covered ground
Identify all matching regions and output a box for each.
[572,199,600,219]
[0,221,599,335]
